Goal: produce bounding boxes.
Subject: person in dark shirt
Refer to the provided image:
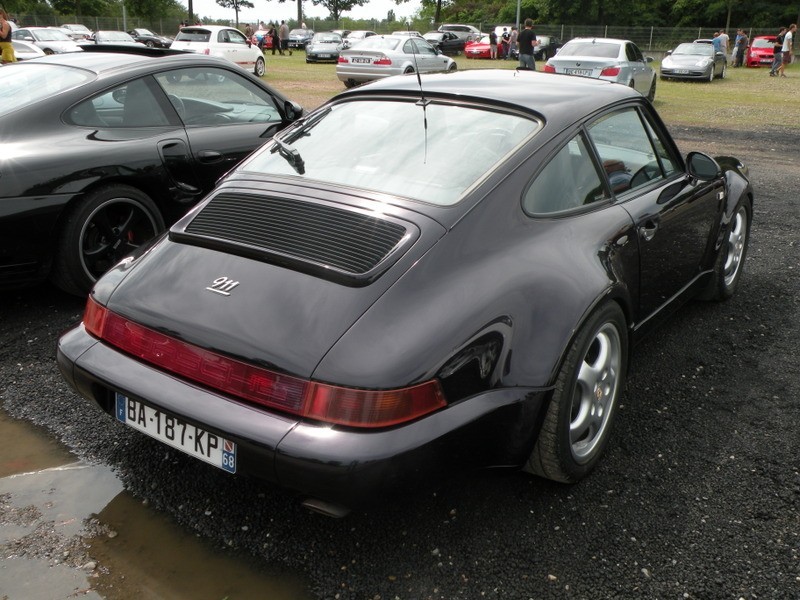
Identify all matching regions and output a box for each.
[770,27,787,76]
[517,18,538,70]
[489,29,498,59]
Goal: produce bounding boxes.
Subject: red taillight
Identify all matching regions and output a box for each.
[543,64,556,73]
[83,298,447,428]
[203,48,210,55]
[337,55,348,63]
[600,66,620,76]
[373,56,392,65]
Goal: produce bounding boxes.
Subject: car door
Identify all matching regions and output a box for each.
[153,66,287,192]
[218,28,255,71]
[625,42,651,94]
[586,106,723,325]
[410,38,449,72]
[66,76,202,204]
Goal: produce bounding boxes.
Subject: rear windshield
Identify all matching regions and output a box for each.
[559,41,620,58]
[175,29,211,42]
[240,99,540,206]
[351,36,401,51]
[0,64,94,117]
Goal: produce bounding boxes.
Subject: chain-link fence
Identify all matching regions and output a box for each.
[10,14,777,52]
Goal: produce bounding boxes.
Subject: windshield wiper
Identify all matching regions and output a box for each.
[270,136,305,175]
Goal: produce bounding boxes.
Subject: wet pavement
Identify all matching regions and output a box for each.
[0,410,309,600]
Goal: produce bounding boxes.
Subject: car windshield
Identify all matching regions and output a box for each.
[175,29,211,42]
[752,38,773,48]
[290,29,310,36]
[99,31,134,41]
[558,41,620,58]
[135,29,156,36]
[312,33,341,43]
[240,100,540,206]
[673,43,713,56]
[36,29,72,41]
[0,64,94,116]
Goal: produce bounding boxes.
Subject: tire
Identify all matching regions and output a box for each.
[44,48,55,55]
[146,40,155,48]
[404,66,415,74]
[525,302,628,483]
[720,63,727,79]
[447,62,457,71]
[343,79,357,88]
[254,56,265,77]
[707,68,714,82]
[699,199,751,301]
[646,78,656,102]
[50,185,165,296]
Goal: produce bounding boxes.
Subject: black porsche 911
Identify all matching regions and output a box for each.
[0,47,302,296]
[58,69,753,515]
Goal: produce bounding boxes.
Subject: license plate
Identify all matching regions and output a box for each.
[351,57,371,64]
[115,393,236,474]
[761,58,771,63]
[675,69,689,74]
[565,68,592,76]
[318,53,330,58]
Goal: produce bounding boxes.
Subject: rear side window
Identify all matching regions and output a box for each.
[67,78,170,128]
[523,135,608,215]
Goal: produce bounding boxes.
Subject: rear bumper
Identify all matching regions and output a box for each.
[58,325,548,508]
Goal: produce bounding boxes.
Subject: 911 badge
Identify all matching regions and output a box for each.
[205,276,239,296]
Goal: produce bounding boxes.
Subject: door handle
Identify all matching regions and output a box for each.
[198,150,223,163]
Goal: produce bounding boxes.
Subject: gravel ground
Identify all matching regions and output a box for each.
[1,124,798,599]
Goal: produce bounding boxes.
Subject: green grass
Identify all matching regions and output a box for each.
[261,51,800,131]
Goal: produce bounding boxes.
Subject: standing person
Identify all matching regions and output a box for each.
[270,24,280,54]
[717,29,729,57]
[501,27,510,59]
[244,23,253,38]
[279,20,291,56]
[770,27,787,76]
[0,10,15,65]
[734,29,748,67]
[489,28,498,59]
[712,31,722,55]
[777,23,796,77]
[731,29,742,63]
[517,18,538,70]
[508,26,518,60]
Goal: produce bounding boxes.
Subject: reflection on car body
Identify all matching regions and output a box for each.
[58,69,753,515]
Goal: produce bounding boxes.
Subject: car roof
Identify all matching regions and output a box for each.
[17,49,232,75]
[181,25,237,32]
[564,37,631,46]
[336,69,639,129]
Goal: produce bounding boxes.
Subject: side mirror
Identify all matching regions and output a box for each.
[687,151,721,181]
[645,56,654,63]
[284,100,304,121]
[666,49,673,56]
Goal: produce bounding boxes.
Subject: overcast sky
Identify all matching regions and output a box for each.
[189,0,423,25]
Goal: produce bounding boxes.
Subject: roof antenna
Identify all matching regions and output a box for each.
[407,20,430,163]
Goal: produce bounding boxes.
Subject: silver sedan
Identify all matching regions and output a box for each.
[544,37,656,101]
[336,35,456,88]
[660,42,726,82]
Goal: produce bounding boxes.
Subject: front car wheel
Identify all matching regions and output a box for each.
[700,199,751,301]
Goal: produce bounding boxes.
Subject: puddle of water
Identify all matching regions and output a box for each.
[87,492,311,600]
[0,409,76,478]
[0,409,310,600]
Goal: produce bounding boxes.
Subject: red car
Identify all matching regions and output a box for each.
[746,35,776,67]
[465,35,493,59]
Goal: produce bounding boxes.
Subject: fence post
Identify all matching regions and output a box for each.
[649,25,653,50]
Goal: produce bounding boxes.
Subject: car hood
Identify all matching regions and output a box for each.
[98,178,447,383]
[664,54,713,66]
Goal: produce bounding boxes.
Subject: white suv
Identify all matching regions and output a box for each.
[171,25,265,76]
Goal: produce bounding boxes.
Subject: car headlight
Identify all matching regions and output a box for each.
[697,58,712,67]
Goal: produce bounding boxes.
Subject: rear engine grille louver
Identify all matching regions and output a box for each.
[177,193,413,285]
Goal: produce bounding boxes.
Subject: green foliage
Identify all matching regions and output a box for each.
[50,0,112,17]
[125,0,185,19]
[309,0,368,22]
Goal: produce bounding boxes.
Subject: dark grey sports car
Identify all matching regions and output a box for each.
[0,47,302,295]
[58,70,753,515]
